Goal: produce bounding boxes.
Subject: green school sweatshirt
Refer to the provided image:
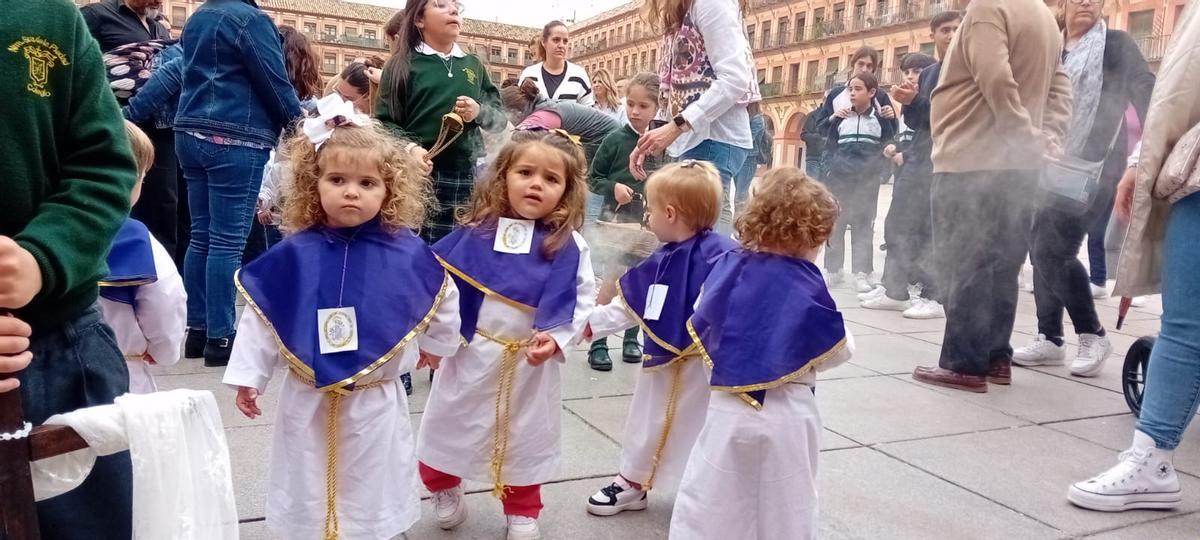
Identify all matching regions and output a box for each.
[0,0,137,331]
[589,124,663,221]
[375,50,505,171]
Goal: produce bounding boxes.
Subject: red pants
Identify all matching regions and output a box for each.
[419,462,543,518]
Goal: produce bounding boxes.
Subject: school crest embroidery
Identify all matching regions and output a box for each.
[461,67,477,85]
[8,37,69,98]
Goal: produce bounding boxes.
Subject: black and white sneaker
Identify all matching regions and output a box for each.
[586,477,648,516]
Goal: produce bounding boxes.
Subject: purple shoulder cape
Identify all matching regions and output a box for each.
[687,249,847,409]
[99,218,158,306]
[237,219,450,392]
[616,230,736,370]
[433,223,580,341]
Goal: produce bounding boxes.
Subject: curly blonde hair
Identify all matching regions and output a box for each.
[280,122,431,234]
[735,167,839,258]
[459,130,588,257]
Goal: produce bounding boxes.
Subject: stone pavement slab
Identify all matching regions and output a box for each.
[819,448,1058,539]
[817,376,1029,445]
[849,333,943,375]
[917,367,1130,424]
[879,425,1200,537]
[1084,511,1200,539]
[1047,414,1200,477]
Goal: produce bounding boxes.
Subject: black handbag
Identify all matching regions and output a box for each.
[1040,124,1122,214]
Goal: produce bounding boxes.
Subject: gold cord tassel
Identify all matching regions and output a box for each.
[489,339,522,500]
[324,393,343,540]
[644,361,686,490]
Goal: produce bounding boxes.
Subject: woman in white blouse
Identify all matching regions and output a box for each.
[519,20,594,106]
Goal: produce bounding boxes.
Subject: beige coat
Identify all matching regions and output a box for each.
[1115,2,1200,297]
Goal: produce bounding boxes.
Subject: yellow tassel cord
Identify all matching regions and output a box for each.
[644,360,686,490]
[324,393,342,540]
[474,329,530,500]
[287,369,388,540]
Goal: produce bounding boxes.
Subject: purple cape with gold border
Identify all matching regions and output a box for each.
[616,230,736,370]
[236,219,450,392]
[433,223,580,341]
[99,218,158,306]
[687,249,847,409]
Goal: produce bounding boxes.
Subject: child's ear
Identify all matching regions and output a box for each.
[664,204,678,223]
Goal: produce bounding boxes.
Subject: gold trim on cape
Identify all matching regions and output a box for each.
[98,278,155,287]
[614,281,700,372]
[686,319,847,411]
[235,268,452,395]
[435,254,536,313]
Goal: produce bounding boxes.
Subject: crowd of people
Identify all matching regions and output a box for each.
[1,0,1198,538]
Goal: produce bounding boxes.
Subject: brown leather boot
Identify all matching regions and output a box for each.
[912,366,988,393]
[988,358,1012,385]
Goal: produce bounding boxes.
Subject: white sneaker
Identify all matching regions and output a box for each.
[825,271,845,288]
[1131,296,1148,308]
[586,477,649,516]
[862,294,910,311]
[1069,431,1182,512]
[858,286,886,302]
[1071,333,1113,377]
[1012,334,1066,366]
[432,487,468,530]
[853,272,875,293]
[506,515,542,540]
[1091,283,1110,299]
[903,298,946,320]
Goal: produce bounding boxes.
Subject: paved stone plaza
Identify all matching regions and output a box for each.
[154,186,1194,539]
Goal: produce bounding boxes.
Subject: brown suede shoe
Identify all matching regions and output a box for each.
[988,358,1012,385]
[912,366,988,393]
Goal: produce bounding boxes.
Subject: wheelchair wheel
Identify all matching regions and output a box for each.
[1122,336,1156,417]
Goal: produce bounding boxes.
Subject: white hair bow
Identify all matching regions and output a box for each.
[304,93,370,149]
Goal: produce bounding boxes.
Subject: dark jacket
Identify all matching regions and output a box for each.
[1077,30,1155,180]
[80,0,170,52]
[124,43,183,129]
[174,0,301,147]
[896,62,942,170]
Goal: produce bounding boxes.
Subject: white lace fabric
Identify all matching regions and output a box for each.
[31,390,239,539]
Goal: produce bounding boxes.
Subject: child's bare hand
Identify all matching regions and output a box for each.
[0,237,43,310]
[525,332,559,366]
[235,386,262,419]
[614,184,635,205]
[417,351,442,370]
[833,108,851,119]
[0,315,32,393]
[455,96,481,123]
[891,153,905,167]
[880,105,896,119]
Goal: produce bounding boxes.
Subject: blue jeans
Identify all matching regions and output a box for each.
[19,306,132,539]
[724,114,765,233]
[1136,192,1200,450]
[680,140,750,235]
[177,134,269,338]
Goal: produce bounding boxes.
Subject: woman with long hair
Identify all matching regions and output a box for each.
[629,0,755,236]
[278,25,322,107]
[375,0,505,244]
[518,20,594,106]
[590,68,622,121]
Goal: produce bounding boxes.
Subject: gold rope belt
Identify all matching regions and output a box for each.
[473,328,532,500]
[644,358,688,490]
[288,368,390,540]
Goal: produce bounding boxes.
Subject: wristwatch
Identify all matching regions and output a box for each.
[672,114,691,132]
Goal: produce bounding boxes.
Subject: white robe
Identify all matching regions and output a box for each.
[418,232,595,488]
[97,236,187,394]
[223,279,462,540]
[669,328,855,540]
[589,297,709,490]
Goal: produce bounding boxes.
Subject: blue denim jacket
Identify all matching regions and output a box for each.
[124,44,182,129]
[174,0,301,147]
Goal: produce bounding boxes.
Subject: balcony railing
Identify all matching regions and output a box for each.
[306,32,386,51]
[753,0,952,51]
[1134,34,1170,62]
[760,81,783,97]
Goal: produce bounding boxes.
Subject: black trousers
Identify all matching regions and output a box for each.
[130,126,179,261]
[1030,179,1114,339]
[824,159,884,275]
[880,159,938,301]
[933,170,1036,376]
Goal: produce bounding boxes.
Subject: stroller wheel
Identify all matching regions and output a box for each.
[1122,336,1156,417]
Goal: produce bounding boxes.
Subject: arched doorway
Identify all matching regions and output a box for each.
[778,111,806,171]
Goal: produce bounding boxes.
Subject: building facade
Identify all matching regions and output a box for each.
[78,0,540,85]
[571,0,1186,168]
